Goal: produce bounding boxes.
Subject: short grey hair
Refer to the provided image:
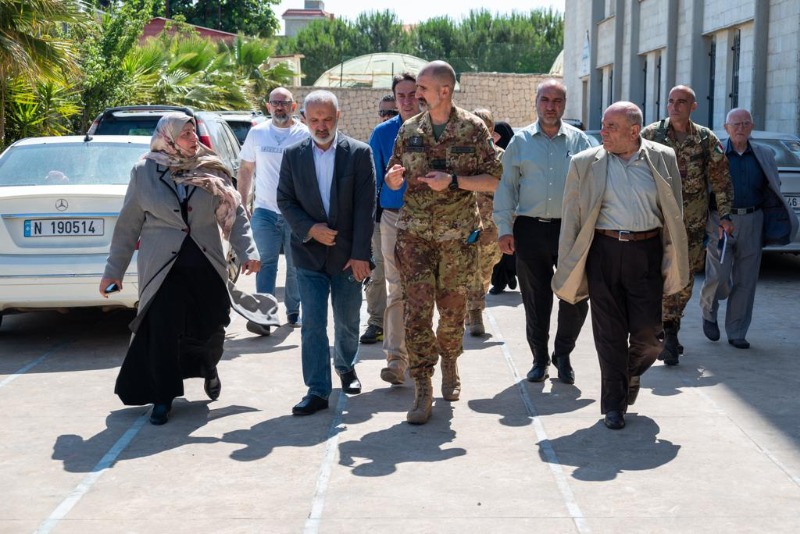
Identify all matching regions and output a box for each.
[536,79,567,99]
[303,90,339,112]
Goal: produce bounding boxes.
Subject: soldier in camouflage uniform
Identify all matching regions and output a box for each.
[466,108,504,336]
[385,61,502,425]
[641,85,734,366]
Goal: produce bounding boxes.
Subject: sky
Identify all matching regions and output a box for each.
[273,0,566,35]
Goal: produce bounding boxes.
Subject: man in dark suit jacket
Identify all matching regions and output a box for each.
[277,90,376,416]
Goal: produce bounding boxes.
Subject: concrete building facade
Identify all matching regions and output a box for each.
[563,0,800,133]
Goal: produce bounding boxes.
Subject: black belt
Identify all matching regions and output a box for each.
[383,208,400,213]
[730,207,758,215]
[595,228,660,242]
[527,216,561,223]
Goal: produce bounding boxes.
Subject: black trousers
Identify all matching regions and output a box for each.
[586,233,664,414]
[514,216,588,362]
[115,238,230,406]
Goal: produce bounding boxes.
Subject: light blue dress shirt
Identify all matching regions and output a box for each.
[493,121,592,237]
[312,133,337,216]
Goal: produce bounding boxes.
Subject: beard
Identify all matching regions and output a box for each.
[310,127,336,146]
[271,111,291,127]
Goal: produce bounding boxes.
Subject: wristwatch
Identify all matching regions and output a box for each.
[449,173,459,191]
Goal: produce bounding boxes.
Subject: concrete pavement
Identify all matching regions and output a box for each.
[2,253,800,533]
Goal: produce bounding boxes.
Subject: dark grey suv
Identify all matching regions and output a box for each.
[87,105,242,176]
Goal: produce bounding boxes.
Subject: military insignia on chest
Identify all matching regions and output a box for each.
[406,135,425,153]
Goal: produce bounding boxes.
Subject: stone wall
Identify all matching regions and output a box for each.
[289,72,555,143]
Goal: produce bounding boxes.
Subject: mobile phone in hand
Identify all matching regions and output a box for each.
[104,283,120,294]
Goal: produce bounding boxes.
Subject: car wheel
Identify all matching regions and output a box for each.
[227,248,241,284]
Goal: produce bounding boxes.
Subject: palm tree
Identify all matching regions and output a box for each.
[224,36,294,111]
[0,0,90,146]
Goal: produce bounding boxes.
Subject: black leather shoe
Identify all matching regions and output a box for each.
[339,369,362,394]
[604,410,625,430]
[149,402,172,425]
[703,319,720,341]
[292,395,329,416]
[526,363,549,382]
[729,338,750,349]
[204,369,221,401]
[552,353,575,385]
[488,286,504,295]
[628,376,641,406]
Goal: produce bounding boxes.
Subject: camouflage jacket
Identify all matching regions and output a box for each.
[641,118,733,225]
[388,105,503,241]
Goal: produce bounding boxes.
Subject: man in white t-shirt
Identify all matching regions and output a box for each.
[237,87,309,335]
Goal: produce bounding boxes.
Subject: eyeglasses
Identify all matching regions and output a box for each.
[269,100,293,107]
[378,109,399,118]
[727,121,753,129]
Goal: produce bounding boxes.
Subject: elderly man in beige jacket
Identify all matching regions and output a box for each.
[552,101,689,430]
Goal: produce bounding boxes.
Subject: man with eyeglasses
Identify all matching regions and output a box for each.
[358,93,398,347]
[641,84,734,365]
[367,72,420,385]
[699,108,798,349]
[378,94,398,122]
[237,87,309,335]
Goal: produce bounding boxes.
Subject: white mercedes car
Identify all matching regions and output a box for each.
[0,135,150,328]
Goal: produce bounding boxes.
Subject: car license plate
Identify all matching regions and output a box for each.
[787,196,799,210]
[24,218,104,237]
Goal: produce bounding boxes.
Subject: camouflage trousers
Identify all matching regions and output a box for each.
[396,230,477,379]
[663,223,707,324]
[467,224,502,312]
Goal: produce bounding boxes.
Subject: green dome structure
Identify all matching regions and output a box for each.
[312,52,431,89]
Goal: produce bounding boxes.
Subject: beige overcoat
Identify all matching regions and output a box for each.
[552,139,690,305]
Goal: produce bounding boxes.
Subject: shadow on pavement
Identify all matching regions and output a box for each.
[538,416,680,481]
[52,402,257,473]
[338,403,466,477]
[468,383,595,426]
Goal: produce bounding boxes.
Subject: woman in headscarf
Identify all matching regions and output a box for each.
[489,121,518,295]
[100,112,261,425]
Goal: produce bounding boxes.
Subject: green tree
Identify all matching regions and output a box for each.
[160,0,280,38]
[5,78,81,140]
[76,0,155,132]
[224,36,296,111]
[278,18,360,86]
[278,8,563,85]
[0,0,90,146]
[353,11,408,53]
[121,32,251,110]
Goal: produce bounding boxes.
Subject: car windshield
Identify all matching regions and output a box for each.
[0,142,148,187]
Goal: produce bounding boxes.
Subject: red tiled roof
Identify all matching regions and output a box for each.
[140,17,237,43]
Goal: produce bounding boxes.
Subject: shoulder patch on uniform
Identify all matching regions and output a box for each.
[714,141,724,154]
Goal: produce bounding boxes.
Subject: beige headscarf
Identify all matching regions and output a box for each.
[145,112,241,238]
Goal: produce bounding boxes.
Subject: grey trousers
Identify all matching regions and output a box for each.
[699,210,764,341]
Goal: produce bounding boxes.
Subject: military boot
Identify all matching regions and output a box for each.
[659,320,680,366]
[407,377,433,425]
[441,358,461,401]
[468,310,485,336]
[380,359,406,385]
